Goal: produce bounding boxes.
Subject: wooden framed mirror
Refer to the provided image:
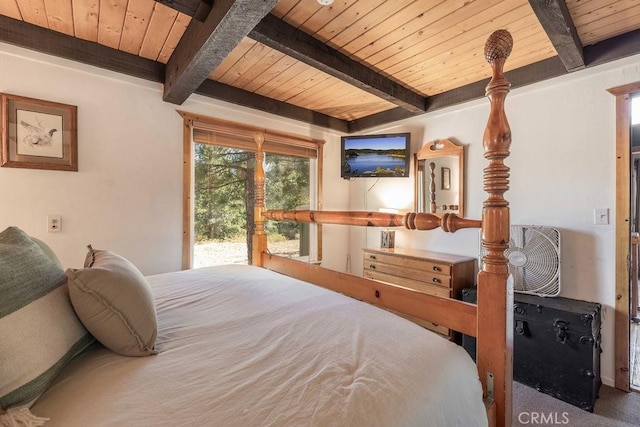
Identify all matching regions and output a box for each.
[414,139,464,217]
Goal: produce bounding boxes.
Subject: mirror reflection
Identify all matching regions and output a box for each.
[414,139,464,217]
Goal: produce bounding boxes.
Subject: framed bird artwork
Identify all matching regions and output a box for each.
[1,93,77,171]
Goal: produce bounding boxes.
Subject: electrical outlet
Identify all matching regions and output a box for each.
[594,208,609,225]
[47,215,62,232]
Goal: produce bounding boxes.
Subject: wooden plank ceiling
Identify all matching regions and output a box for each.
[0,0,640,132]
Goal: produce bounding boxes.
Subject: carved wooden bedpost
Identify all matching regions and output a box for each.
[428,162,437,214]
[477,30,514,427]
[252,132,267,267]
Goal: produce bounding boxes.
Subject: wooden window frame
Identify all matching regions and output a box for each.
[178,111,324,269]
[609,82,640,391]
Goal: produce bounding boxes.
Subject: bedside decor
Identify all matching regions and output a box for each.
[378,207,398,248]
[380,230,395,248]
[1,93,78,171]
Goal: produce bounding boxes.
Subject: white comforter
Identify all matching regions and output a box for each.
[32,265,487,426]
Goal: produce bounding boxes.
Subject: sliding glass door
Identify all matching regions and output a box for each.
[193,144,313,267]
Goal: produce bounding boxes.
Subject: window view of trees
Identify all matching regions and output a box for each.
[193,144,310,267]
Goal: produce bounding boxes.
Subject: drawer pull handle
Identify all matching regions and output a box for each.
[369,255,376,260]
[432,278,441,284]
[370,264,376,269]
[432,266,440,272]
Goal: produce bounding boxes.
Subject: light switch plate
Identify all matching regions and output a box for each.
[594,208,609,225]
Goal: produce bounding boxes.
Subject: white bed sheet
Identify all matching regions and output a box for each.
[32,265,487,426]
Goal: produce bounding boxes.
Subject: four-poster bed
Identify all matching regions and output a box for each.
[254,29,514,426]
[2,30,513,427]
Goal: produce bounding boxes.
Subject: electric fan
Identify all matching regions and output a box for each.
[480,225,561,296]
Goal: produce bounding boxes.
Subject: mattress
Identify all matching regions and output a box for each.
[31,264,487,426]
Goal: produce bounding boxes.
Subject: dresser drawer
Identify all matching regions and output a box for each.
[363,251,452,276]
[363,270,451,298]
[363,247,475,339]
[364,261,451,288]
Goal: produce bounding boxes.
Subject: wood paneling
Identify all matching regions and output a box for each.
[209,38,396,120]
[265,0,557,118]
[98,0,127,49]
[119,0,155,55]
[44,0,74,36]
[72,0,99,42]
[319,0,417,50]
[194,79,350,132]
[0,1,22,20]
[139,3,177,60]
[249,13,427,113]
[568,0,640,45]
[9,0,188,63]
[3,0,640,123]
[18,0,48,28]
[157,12,190,64]
[163,0,279,104]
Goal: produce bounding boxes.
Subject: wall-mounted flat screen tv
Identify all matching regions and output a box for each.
[341,132,411,178]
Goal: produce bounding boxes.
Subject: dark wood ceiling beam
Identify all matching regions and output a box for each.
[163,0,279,105]
[154,0,212,21]
[348,109,421,134]
[353,28,640,132]
[249,14,427,114]
[3,13,640,134]
[350,56,569,132]
[0,15,164,82]
[528,0,584,71]
[196,80,349,132]
[584,28,640,68]
[0,15,348,132]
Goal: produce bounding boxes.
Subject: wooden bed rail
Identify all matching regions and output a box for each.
[261,253,478,337]
[265,209,482,232]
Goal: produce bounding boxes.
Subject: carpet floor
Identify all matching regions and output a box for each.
[513,381,640,426]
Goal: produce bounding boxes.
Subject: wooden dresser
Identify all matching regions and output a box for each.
[363,247,476,337]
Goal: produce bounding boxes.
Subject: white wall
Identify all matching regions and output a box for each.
[2,38,638,387]
[0,42,349,275]
[347,53,640,387]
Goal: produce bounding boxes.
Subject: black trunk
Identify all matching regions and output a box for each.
[461,289,602,412]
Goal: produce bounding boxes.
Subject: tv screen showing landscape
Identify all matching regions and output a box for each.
[341,133,410,178]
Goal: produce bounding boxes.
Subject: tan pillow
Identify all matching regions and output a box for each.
[66,246,157,357]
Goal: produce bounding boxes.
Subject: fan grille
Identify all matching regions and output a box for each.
[481,225,561,296]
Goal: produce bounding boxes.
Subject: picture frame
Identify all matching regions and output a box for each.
[441,166,451,190]
[1,93,78,171]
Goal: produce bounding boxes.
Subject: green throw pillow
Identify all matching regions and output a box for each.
[0,226,94,410]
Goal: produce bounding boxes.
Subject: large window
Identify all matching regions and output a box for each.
[193,145,312,267]
[180,113,323,269]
